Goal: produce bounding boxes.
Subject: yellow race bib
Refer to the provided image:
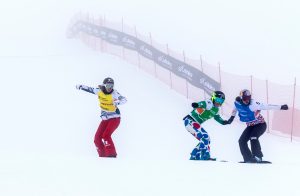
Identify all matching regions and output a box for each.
[98,91,116,111]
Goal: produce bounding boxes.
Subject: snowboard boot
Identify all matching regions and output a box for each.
[253,156,262,162]
[190,147,201,160]
[200,150,211,160]
[244,156,262,163]
[190,152,201,160]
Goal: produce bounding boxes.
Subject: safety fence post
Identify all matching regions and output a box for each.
[200,55,206,100]
[166,44,172,89]
[291,77,297,142]
[250,75,253,94]
[266,79,270,133]
[134,26,140,69]
[149,32,157,78]
[121,17,125,60]
[183,50,188,99]
[218,62,223,115]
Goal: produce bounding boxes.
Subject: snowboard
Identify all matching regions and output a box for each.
[210,159,271,164]
[191,158,271,164]
[239,160,272,164]
[197,158,271,164]
[190,157,228,162]
[205,158,228,162]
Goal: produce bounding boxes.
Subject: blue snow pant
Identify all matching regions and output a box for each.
[183,115,211,160]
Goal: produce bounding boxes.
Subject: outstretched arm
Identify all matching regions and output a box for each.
[218,105,237,125]
[76,84,99,94]
[214,114,229,125]
[224,107,238,124]
[250,101,288,111]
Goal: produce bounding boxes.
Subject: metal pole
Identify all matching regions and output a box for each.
[121,17,124,32]
[218,62,222,90]
[134,26,141,68]
[200,55,206,100]
[218,62,223,115]
[88,13,91,47]
[167,44,172,89]
[291,77,297,142]
[100,16,104,52]
[250,75,253,94]
[92,15,96,50]
[182,50,188,99]
[266,79,270,133]
[149,32,157,77]
[122,17,125,59]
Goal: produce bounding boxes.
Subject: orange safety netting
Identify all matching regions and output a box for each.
[68,13,300,141]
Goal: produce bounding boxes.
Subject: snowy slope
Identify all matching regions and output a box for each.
[1,39,300,196]
[1,0,300,195]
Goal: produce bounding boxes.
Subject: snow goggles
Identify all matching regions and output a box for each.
[104,83,114,89]
[214,97,224,104]
[215,97,224,104]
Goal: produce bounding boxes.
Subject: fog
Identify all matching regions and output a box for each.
[1,0,299,83]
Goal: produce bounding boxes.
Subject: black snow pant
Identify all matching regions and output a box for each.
[239,122,267,162]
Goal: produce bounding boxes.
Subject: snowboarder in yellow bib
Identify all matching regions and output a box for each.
[183,91,231,160]
[76,77,127,158]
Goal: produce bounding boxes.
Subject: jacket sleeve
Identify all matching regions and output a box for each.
[231,104,238,117]
[113,90,127,105]
[249,100,281,111]
[214,114,227,125]
[77,85,100,94]
[197,101,207,109]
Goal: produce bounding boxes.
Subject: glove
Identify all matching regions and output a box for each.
[235,96,242,102]
[227,116,235,124]
[191,102,199,108]
[222,120,229,125]
[76,84,82,90]
[223,116,235,125]
[280,104,288,110]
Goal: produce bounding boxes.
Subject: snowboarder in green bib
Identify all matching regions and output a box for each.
[183,91,231,160]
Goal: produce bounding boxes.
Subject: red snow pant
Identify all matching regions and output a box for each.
[94,117,121,157]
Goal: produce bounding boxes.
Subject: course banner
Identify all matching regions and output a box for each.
[70,21,220,94]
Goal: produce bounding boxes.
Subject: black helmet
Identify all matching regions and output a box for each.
[103,77,114,92]
[240,89,251,104]
[211,91,225,105]
[103,77,114,85]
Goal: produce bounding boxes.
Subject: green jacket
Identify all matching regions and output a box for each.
[190,100,226,125]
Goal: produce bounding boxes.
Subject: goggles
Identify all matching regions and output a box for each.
[104,83,114,89]
[242,96,251,101]
[214,97,224,104]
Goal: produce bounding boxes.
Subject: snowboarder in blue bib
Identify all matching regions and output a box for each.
[183,91,231,160]
[225,89,288,163]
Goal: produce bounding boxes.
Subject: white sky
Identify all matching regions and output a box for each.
[1,0,300,83]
